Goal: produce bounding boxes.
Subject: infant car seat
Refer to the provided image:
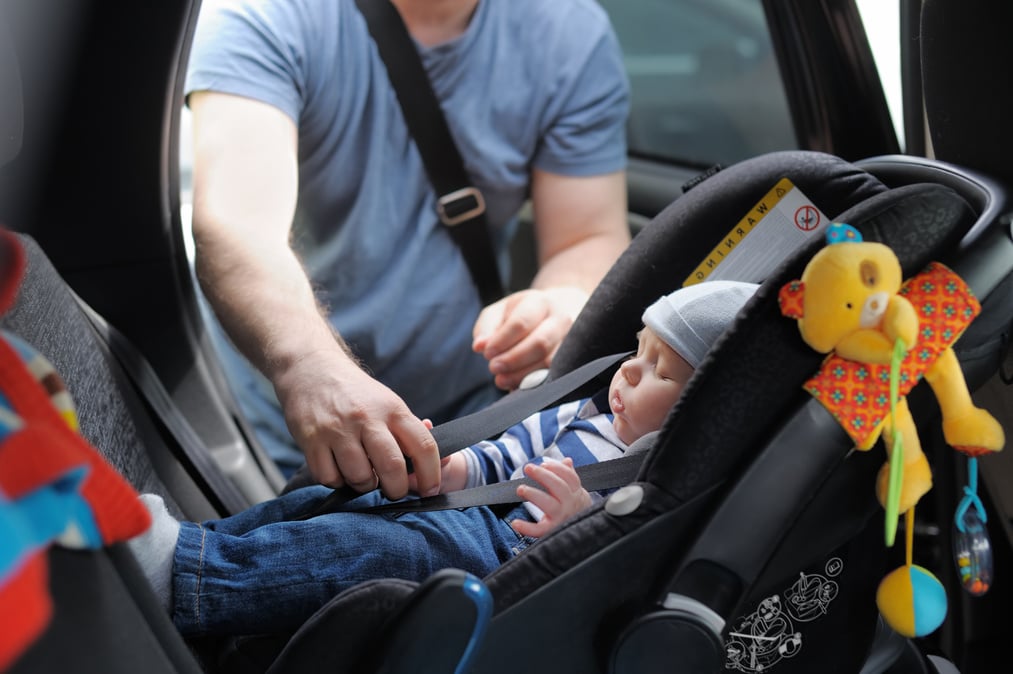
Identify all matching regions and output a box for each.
[221,149,1011,674]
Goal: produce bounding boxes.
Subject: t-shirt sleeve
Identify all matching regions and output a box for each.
[185,0,320,124]
[532,13,630,177]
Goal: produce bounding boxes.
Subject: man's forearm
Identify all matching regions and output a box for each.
[193,227,357,382]
[531,229,628,295]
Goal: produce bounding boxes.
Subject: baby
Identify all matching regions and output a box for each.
[130,280,758,636]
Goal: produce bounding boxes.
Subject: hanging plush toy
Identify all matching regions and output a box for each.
[778,223,1005,638]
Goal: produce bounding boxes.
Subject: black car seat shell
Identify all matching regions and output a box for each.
[467,156,1000,674]
[211,150,1010,674]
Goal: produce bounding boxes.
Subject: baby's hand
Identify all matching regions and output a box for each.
[511,457,592,538]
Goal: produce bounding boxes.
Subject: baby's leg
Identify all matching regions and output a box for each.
[198,484,335,534]
[127,494,181,609]
[126,486,333,611]
[171,502,520,638]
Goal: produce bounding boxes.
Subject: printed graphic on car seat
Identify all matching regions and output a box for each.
[683,178,830,287]
[724,557,842,673]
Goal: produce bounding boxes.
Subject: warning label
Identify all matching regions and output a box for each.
[683,178,830,287]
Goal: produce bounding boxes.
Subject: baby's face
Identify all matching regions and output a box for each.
[608,326,693,446]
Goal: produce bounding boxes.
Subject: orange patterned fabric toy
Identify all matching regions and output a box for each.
[779,225,1004,515]
[778,223,1004,637]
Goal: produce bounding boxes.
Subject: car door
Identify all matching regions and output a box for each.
[603,0,899,224]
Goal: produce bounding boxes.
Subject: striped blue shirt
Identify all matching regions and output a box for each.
[460,390,627,518]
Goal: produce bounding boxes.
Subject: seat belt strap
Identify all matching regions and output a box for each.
[354,453,645,514]
[77,299,251,516]
[353,0,505,306]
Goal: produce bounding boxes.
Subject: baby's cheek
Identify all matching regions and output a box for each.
[649,385,682,428]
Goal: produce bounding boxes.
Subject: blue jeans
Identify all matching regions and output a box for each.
[171,486,533,636]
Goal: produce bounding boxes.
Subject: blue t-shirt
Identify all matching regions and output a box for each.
[186,0,629,461]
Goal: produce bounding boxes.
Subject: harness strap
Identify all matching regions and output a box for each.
[430,351,631,459]
[355,453,646,514]
[301,350,631,519]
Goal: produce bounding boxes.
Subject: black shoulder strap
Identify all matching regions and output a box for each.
[357,453,645,514]
[298,350,631,519]
[354,0,505,306]
[357,427,656,516]
[430,351,631,459]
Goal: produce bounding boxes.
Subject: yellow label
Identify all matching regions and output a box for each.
[683,178,825,287]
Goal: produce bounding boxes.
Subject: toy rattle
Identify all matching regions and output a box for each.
[778,223,1005,637]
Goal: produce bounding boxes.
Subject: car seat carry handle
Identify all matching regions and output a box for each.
[665,399,853,622]
[364,570,492,674]
[300,350,629,519]
[262,569,492,674]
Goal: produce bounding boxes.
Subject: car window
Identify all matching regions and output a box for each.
[598,0,797,168]
[856,0,903,149]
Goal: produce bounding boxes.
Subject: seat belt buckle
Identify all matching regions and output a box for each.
[437,187,486,226]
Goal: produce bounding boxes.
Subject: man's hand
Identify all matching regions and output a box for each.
[511,457,592,538]
[408,450,471,495]
[472,287,587,391]
[273,348,441,500]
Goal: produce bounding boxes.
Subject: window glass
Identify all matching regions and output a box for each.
[598,0,797,167]
[856,0,903,150]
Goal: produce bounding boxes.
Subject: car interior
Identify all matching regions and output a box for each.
[0,0,1010,673]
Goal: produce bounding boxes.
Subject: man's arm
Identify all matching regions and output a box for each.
[189,91,440,498]
[473,169,629,390]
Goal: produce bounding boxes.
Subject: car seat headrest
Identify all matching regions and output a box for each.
[551,151,888,377]
[644,182,975,503]
[626,430,659,456]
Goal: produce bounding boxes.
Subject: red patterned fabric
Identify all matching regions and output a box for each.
[0,230,150,670]
[0,555,51,670]
[0,337,151,543]
[778,279,805,319]
[804,262,979,447]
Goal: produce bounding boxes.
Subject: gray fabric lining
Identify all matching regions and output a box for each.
[0,235,187,517]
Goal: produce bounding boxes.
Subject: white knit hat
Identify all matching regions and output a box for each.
[641,280,759,369]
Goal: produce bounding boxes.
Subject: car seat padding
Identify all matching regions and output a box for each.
[551,150,888,379]
[645,182,974,503]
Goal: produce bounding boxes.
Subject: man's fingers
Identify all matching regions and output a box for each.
[306,446,344,489]
[489,318,567,389]
[472,299,508,350]
[478,293,548,360]
[359,425,403,497]
[392,415,441,497]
